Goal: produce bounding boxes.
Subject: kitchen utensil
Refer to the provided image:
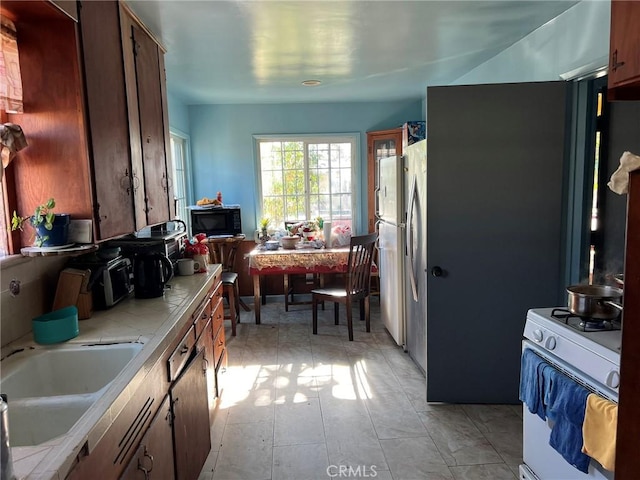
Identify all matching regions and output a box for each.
[566,284,623,320]
[32,305,79,344]
[280,235,300,249]
[53,268,91,311]
[0,397,15,480]
[134,252,174,298]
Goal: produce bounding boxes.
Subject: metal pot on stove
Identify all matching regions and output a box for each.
[566,284,623,320]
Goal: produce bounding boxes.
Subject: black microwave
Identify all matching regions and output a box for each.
[190,206,242,237]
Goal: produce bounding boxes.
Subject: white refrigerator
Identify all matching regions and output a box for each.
[377,140,427,372]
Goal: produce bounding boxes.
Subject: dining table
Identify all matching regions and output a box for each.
[247,245,351,323]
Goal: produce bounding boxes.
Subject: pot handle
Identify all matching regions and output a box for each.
[602,300,623,311]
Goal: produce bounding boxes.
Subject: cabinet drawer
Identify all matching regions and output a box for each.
[215,348,228,399]
[210,280,223,310]
[213,323,226,369]
[211,296,224,340]
[192,296,212,339]
[167,325,196,382]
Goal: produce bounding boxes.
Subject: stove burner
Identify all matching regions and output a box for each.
[551,308,621,333]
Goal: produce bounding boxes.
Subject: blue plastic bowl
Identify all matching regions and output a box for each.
[32,306,79,344]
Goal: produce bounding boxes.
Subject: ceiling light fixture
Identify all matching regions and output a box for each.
[301,79,321,87]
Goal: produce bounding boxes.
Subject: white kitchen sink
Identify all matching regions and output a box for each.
[0,342,144,446]
[8,394,96,447]
[1,342,143,399]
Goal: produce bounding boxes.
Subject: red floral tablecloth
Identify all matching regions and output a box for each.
[248,247,350,275]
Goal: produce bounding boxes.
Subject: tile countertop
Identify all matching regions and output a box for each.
[2,265,220,480]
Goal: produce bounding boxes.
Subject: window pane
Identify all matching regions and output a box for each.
[257,136,355,232]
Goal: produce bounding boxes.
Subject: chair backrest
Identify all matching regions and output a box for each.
[208,237,242,272]
[346,233,378,298]
[284,220,304,234]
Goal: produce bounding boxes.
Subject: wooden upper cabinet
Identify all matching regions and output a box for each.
[50,0,78,21]
[77,0,175,239]
[131,23,173,225]
[608,0,640,100]
[78,0,136,239]
[366,128,403,233]
[3,0,93,250]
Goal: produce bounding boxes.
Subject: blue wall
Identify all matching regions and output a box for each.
[188,99,423,234]
[167,92,191,134]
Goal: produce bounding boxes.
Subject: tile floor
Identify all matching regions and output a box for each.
[198,296,523,480]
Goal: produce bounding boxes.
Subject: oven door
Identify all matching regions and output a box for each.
[520,341,615,480]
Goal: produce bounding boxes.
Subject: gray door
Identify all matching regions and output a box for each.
[426,82,569,403]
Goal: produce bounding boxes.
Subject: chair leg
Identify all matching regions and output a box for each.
[312,295,318,335]
[359,298,365,321]
[228,286,237,337]
[239,298,251,311]
[284,274,290,312]
[364,296,370,332]
[234,281,241,324]
[334,302,339,325]
[346,299,353,341]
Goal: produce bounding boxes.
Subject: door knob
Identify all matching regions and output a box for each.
[431,266,443,277]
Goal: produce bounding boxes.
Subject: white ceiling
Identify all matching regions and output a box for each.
[126,0,578,105]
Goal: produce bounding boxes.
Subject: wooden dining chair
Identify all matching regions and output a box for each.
[311,232,378,341]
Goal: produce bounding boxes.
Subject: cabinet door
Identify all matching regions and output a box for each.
[366,128,403,233]
[196,318,216,424]
[170,349,211,480]
[78,0,136,239]
[608,0,640,100]
[132,24,172,226]
[120,395,174,480]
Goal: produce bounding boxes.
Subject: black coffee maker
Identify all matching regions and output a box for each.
[133,252,174,298]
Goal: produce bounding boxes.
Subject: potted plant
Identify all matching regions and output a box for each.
[259,218,270,245]
[11,198,71,247]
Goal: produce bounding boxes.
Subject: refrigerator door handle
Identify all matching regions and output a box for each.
[406,175,419,302]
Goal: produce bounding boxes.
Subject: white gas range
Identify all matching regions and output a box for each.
[520,307,620,480]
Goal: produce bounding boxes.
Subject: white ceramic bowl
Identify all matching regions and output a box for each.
[265,240,280,251]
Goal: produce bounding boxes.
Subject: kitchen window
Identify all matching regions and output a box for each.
[254,135,357,231]
[170,131,191,231]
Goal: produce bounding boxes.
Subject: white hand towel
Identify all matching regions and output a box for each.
[608,151,640,195]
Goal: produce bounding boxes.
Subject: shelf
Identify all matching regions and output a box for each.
[20,244,97,257]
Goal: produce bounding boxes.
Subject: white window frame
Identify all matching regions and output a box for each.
[253,133,360,232]
[169,128,193,232]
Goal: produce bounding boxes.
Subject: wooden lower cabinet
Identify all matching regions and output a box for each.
[197,317,216,423]
[170,349,211,480]
[67,274,223,480]
[120,395,174,480]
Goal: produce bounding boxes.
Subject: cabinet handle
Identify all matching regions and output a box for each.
[132,171,140,193]
[203,357,209,374]
[612,49,626,72]
[137,446,154,478]
[121,168,132,195]
[180,344,189,355]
